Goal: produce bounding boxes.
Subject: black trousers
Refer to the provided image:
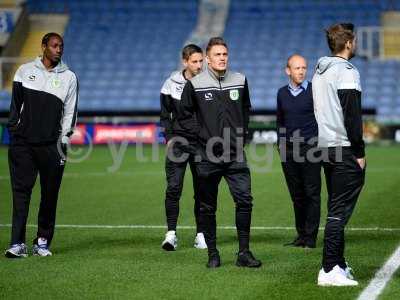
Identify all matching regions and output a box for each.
[196,157,253,255]
[280,144,321,245]
[8,138,65,246]
[164,142,202,233]
[322,147,365,272]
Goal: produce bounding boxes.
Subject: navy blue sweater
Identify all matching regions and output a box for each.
[276,82,318,143]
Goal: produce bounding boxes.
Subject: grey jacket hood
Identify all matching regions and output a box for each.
[34,56,69,73]
[312,55,361,149]
[170,70,186,85]
[315,56,355,74]
[160,70,187,98]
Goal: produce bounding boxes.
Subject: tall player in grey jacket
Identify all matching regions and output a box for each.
[312,23,365,286]
[5,33,78,258]
[160,44,207,251]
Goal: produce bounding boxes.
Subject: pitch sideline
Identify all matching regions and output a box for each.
[0,224,399,231]
[0,223,399,298]
[357,244,400,300]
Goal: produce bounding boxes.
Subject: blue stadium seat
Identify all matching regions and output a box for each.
[224,0,400,112]
[16,0,197,112]
[0,91,11,111]
[0,0,395,118]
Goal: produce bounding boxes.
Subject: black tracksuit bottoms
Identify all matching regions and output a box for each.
[195,157,253,255]
[8,138,65,246]
[322,147,365,272]
[280,143,321,245]
[164,143,202,233]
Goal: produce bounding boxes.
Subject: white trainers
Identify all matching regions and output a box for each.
[344,262,355,280]
[194,233,207,249]
[5,243,28,258]
[162,230,177,251]
[32,244,52,257]
[317,265,358,286]
[32,238,52,257]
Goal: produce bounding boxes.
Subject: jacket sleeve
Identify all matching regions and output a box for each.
[337,68,365,158]
[338,89,365,158]
[276,89,285,139]
[61,73,79,144]
[7,67,24,134]
[177,80,198,136]
[160,93,173,142]
[242,78,251,143]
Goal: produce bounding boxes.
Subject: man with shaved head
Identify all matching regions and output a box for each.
[276,54,321,249]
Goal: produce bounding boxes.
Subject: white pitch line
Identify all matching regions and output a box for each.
[0,224,399,231]
[0,171,164,180]
[357,244,400,300]
[0,167,398,180]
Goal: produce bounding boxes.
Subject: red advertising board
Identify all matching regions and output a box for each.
[93,124,157,144]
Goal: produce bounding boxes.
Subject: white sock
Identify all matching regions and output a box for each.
[38,237,47,246]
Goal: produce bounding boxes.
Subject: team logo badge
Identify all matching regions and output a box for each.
[28,75,36,81]
[52,78,61,88]
[230,89,239,101]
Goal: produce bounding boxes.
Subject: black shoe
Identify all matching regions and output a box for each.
[207,252,221,268]
[236,250,262,268]
[304,241,316,249]
[284,236,305,247]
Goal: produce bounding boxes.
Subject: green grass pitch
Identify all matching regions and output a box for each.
[0,145,399,300]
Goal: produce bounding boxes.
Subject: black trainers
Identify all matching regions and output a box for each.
[284,236,305,247]
[206,252,221,268]
[304,241,316,249]
[236,250,262,268]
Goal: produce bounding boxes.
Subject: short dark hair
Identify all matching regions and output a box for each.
[325,23,355,54]
[42,32,63,46]
[206,37,228,54]
[181,44,203,60]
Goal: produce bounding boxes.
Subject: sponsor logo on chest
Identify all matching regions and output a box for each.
[204,92,214,101]
[176,85,183,93]
[171,84,184,100]
[26,73,63,89]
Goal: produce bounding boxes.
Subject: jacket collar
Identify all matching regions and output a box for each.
[34,56,68,73]
[207,66,227,83]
